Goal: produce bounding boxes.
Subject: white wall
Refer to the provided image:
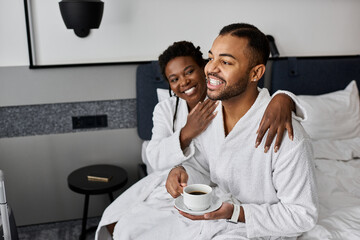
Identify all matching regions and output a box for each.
[1,0,360,103]
[2,0,360,68]
[0,0,359,226]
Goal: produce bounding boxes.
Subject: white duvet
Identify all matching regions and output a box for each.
[299,159,360,240]
[99,131,360,239]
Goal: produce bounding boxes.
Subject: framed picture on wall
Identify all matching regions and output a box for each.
[24,0,273,68]
[24,0,173,67]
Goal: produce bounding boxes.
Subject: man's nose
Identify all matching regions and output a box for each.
[205,59,219,73]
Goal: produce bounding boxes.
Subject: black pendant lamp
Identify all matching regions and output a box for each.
[59,0,104,38]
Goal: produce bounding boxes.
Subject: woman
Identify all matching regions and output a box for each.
[96,41,300,239]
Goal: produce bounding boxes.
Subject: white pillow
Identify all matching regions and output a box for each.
[312,137,360,160]
[156,88,171,102]
[298,80,360,140]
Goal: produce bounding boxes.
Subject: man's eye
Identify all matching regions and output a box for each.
[208,57,213,61]
[222,60,230,65]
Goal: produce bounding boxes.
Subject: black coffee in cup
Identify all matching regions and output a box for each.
[189,191,206,195]
[183,184,212,211]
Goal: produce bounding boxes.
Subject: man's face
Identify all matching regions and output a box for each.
[205,34,252,101]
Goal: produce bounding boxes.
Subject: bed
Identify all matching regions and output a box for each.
[136,55,360,239]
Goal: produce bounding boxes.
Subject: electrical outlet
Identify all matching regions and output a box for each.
[72,115,108,129]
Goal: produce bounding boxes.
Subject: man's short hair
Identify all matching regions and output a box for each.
[158,41,206,81]
[219,23,270,68]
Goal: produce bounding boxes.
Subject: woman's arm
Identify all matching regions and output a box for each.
[146,99,192,171]
[255,93,296,153]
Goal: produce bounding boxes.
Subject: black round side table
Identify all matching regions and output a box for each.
[67,164,128,240]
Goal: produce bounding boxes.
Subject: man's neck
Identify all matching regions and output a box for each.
[222,87,259,136]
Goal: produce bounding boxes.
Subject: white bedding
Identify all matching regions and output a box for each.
[139,144,360,240]
[139,141,360,239]
[299,159,360,239]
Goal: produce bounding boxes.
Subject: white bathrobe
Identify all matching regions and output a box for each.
[187,88,318,238]
[95,89,311,239]
[95,97,211,240]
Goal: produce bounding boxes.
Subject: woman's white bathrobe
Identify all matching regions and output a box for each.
[95,97,211,240]
[95,89,312,239]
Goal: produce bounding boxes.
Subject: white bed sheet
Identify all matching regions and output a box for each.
[142,139,360,239]
[299,159,360,240]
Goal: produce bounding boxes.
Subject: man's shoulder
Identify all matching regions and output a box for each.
[274,118,313,162]
[291,118,311,144]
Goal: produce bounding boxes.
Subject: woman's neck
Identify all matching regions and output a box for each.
[187,91,207,112]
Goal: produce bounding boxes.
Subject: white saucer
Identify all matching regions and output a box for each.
[174,195,222,216]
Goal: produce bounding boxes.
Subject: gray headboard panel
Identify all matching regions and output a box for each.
[270,55,360,95]
[136,61,169,140]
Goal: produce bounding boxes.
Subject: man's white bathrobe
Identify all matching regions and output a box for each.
[95,89,315,239]
[190,89,318,238]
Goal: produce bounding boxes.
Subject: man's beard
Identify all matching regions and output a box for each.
[207,75,249,101]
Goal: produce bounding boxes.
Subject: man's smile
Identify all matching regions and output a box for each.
[207,75,225,90]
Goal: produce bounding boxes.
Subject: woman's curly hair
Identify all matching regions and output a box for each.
[158,41,206,81]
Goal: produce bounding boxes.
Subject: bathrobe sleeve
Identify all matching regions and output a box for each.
[146,99,196,171]
[243,137,318,238]
[272,90,307,121]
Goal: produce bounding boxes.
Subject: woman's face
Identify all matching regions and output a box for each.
[165,56,207,109]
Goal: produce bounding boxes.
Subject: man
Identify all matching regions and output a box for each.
[166,23,318,239]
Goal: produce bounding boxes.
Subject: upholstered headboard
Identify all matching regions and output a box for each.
[136,61,168,140]
[269,55,360,95]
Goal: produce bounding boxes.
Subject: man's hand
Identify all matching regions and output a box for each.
[177,202,233,221]
[256,93,295,153]
[165,166,188,198]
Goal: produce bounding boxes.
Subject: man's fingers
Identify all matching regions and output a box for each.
[204,211,220,219]
[167,184,179,198]
[168,180,180,197]
[179,211,205,220]
[180,172,188,190]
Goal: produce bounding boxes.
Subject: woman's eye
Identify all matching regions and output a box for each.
[185,69,194,75]
[170,78,178,83]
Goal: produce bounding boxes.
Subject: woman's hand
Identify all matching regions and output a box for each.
[177,202,233,221]
[180,99,219,149]
[165,166,188,198]
[256,93,295,153]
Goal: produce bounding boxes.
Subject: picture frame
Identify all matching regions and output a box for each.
[23,0,152,68]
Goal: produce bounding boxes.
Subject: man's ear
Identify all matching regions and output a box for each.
[250,64,266,82]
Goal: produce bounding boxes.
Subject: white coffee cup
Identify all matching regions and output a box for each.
[183,184,212,211]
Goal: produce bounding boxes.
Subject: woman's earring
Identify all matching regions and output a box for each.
[253,78,257,82]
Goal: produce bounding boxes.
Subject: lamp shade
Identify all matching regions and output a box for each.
[59,0,104,38]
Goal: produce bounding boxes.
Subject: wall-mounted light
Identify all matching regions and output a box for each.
[59,0,104,38]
